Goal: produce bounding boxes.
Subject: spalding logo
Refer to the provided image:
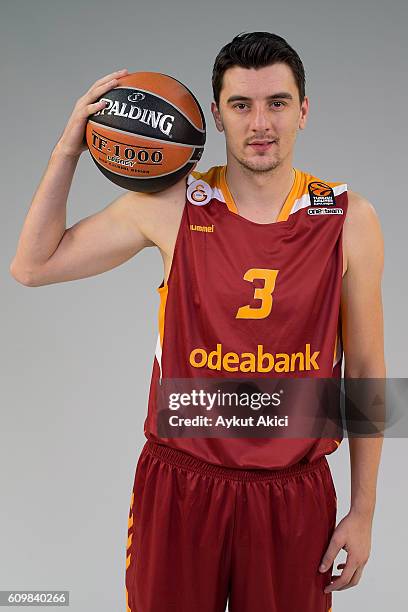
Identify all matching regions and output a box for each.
[187,180,212,206]
[127,92,146,102]
[95,93,175,137]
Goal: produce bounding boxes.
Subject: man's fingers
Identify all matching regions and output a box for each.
[82,79,120,106]
[92,69,128,89]
[83,70,128,97]
[324,556,360,592]
[319,537,344,572]
[338,566,364,590]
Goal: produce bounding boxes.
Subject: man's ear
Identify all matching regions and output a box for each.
[298,95,309,130]
[211,101,224,133]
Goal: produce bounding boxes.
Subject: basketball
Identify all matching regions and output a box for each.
[85,71,206,193]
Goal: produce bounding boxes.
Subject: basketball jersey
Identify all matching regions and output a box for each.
[144,165,348,469]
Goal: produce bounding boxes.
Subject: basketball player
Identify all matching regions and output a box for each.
[10,32,385,612]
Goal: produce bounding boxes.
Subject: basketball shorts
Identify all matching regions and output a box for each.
[125,440,337,612]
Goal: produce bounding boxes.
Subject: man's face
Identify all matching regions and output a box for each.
[211,63,309,173]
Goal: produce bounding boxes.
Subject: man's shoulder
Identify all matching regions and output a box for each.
[342,188,384,277]
[345,189,380,228]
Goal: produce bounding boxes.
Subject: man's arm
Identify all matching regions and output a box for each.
[342,188,385,515]
[10,149,186,287]
[9,145,159,286]
[320,189,385,592]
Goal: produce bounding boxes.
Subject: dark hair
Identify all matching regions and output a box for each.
[212,32,305,107]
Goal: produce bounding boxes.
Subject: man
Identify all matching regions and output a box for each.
[10,32,385,612]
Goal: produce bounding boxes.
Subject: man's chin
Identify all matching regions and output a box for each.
[238,156,281,173]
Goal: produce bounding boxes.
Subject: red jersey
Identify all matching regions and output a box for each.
[144,165,348,468]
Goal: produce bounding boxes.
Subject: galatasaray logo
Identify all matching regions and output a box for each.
[187,179,212,206]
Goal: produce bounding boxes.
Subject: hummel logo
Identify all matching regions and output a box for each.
[190,224,215,232]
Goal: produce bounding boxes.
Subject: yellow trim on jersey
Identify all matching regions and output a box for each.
[219,166,238,213]
[277,168,302,221]
[218,165,303,220]
[157,283,168,348]
[191,165,345,222]
[191,166,219,188]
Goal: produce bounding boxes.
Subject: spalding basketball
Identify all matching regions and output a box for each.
[86,72,206,192]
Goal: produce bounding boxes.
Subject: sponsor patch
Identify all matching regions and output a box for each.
[308,181,336,206]
[307,208,343,216]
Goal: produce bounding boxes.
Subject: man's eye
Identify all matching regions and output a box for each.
[232,102,285,110]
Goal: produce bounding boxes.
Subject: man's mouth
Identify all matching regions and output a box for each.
[248,140,276,151]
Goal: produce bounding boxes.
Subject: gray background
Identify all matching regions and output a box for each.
[1,0,407,610]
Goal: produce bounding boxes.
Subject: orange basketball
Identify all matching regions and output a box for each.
[86,72,206,192]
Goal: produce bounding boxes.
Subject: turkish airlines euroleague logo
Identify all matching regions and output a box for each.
[308,181,335,206]
[187,179,212,206]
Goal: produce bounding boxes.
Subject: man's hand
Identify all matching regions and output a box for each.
[319,509,372,593]
[56,68,128,158]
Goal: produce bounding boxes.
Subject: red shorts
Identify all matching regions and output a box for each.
[125,440,337,612]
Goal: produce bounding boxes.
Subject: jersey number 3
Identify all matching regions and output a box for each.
[235,268,280,320]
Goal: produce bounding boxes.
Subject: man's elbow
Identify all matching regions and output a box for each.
[9,260,38,287]
[344,359,387,378]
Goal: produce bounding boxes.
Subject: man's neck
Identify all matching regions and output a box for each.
[225,157,296,219]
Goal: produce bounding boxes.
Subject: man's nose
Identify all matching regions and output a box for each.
[250,105,271,132]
